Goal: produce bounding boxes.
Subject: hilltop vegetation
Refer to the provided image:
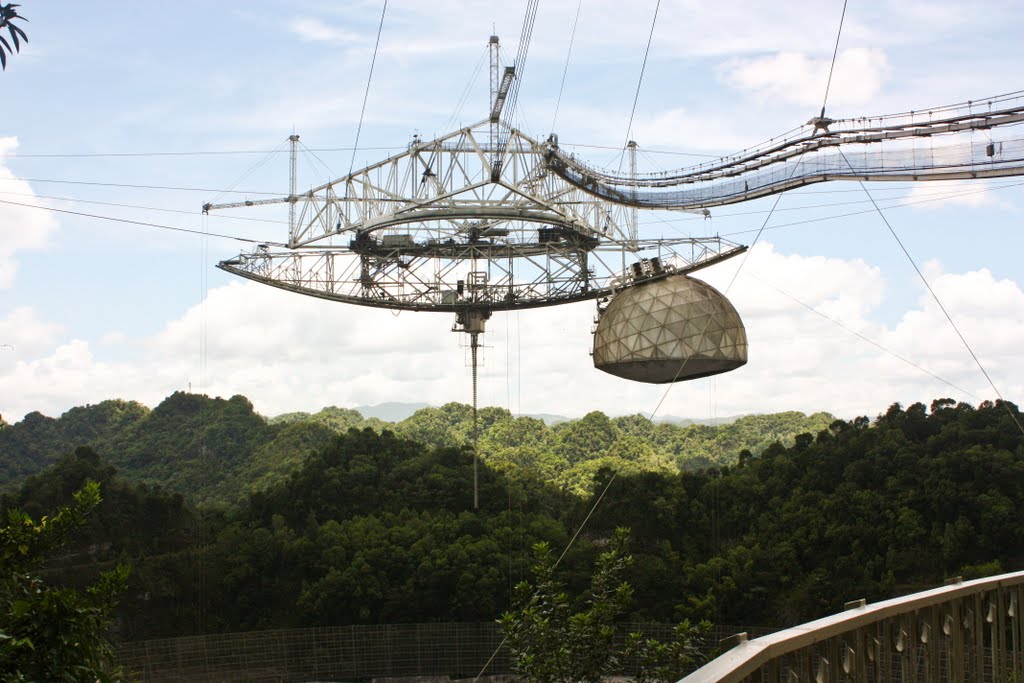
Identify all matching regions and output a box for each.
[0,393,834,504]
[1,397,1022,642]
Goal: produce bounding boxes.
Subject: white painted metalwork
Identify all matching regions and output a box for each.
[547,91,1024,209]
[210,117,741,313]
[681,570,1024,682]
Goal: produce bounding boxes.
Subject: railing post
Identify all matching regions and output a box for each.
[978,592,987,682]
[949,598,963,683]
[1011,584,1023,681]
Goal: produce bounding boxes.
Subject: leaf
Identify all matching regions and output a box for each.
[7,23,21,51]
[0,46,6,70]
[11,599,30,617]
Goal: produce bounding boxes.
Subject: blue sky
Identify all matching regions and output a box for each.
[2,1,1023,423]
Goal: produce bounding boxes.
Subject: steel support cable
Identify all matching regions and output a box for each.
[644,179,1024,230]
[648,28,847,609]
[0,198,283,245]
[0,189,287,225]
[717,179,1024,238]
[561,141,720,158]
[819,0,849,119]
[743,269,980,400]
[483,226,768,683]
[507,0,540,119]
[471,466,620,683]
[651,0,1001,427]
[645,197,779,419]
[550,0,583,134]
[347,0,389,186]
[0,176,282,196]
[0,146,406,159]
[478,141,795,683]
[206,138,290,207]
[647,160,804,420]
[619,0,661,167]
[0,141,713,160]
[444,45,490,133]
[299,141,336,180]
[837,150,1024,436]
[493,0,540,175]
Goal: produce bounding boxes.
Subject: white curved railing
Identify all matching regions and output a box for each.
[681,570,1024,682]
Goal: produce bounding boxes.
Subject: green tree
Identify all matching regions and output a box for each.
[501,528,709,683]
[0,481,130,682]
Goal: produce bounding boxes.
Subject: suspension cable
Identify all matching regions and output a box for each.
[550,0,583,134]
[820,0,850,118]
[620,0,661,162]
[347,0,389,180]
[0,198,282,245]
[838,151,1024,436]
[743,269,980,400]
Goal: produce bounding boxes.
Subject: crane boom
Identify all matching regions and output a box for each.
[202,195,290,213]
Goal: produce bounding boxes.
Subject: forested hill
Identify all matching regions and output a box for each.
[4,398,1022,640]
[0,393,833,504]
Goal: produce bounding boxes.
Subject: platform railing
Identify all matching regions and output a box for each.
[681,570,1024,682]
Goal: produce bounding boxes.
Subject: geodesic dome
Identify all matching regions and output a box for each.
[592,275,747,383]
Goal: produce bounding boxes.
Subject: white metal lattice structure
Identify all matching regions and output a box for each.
[210,119,740,314]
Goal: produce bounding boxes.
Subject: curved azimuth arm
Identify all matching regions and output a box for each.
[544,90,1024,210]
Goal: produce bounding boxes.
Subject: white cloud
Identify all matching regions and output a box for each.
[628,108,754,154]
[4,1,1024,428]
[902,180,1013,211]
[0,138,59,288]
[288,17,363,44]
[3,243,1020,425]
[720,48,890,108]
[0,307,63,355]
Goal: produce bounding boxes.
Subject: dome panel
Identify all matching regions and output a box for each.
[592,275,747,383]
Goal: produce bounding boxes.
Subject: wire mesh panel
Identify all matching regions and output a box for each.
[115,621,762,682]
[115,622,518,682]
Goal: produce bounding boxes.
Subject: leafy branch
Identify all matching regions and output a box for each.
[500,527,710,683]
[0,3,28,71]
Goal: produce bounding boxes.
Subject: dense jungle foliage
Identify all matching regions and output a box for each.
[0,392,833,504]
[0,395,1021,644]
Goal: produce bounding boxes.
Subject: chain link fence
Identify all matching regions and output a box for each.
[116,622,772,682]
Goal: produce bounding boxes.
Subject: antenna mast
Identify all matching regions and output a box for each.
[628,140,638,245]
[288,134,300,240]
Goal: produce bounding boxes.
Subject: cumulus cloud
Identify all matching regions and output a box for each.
[0,137,59,288]
[902,180,1013,211]
[0,307,63,355]
[3,242,1021,425]
[720,48,890,108]
[287,18,363,44]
